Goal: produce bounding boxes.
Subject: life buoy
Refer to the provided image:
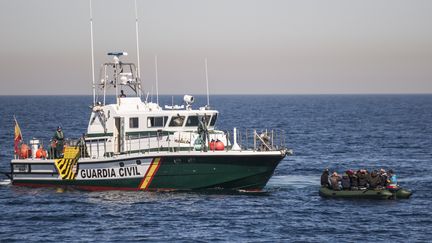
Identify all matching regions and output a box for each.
[209,139,216,150]
[215,140,224,151]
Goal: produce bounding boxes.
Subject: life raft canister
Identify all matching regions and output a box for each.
[19,144,31,159]
[215,140,224,151]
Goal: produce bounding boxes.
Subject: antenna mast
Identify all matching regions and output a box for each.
[155,55,159,105]
[89,0,96,106]
[205,57,210,107]
[134,0,142,97]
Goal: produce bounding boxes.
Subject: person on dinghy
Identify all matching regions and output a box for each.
[320,169,330,188]
[368,170,381,189]
[378,169,388,187]
[387,170,398,189]
[330,172,341,190]
[341,172,351,190]
[348,170,359,190]
[358,169,369,189]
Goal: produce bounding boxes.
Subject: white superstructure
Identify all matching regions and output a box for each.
[84,52,227,158]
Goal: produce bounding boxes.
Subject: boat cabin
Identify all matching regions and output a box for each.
[84,52,224,157]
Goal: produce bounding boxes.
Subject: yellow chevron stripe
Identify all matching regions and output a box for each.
[140,158,161,190]
[65,164,75,180]
[62,159,73,177]
[54,147,80,180]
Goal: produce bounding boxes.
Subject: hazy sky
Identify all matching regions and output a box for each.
[0,0,431,95]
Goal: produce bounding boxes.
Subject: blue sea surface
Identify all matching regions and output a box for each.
[0,95,431,242]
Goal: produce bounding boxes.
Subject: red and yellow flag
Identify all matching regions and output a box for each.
[14,117,23,154]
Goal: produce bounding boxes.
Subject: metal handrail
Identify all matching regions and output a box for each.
[14,128,288,160]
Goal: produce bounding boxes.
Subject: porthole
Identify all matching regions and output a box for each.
[119,162,125,167]
[136,160,141,165]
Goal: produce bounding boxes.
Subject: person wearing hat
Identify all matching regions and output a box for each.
[52,126,65,158]
[320,169,330,188]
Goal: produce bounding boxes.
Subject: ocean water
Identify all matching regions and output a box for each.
[0,95,431,242]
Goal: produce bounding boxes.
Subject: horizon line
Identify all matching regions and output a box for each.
[1,93,432,97]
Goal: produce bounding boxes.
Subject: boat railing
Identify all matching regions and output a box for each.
[14,138,85,160]
[236,128,287,151]
[14,128,289,160]
[117,128,288,156]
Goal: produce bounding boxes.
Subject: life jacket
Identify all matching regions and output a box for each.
[56,131,64,140]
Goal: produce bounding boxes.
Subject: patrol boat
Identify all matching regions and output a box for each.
[10,52,290,191]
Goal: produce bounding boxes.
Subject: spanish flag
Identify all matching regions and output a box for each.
[14,117,22,154]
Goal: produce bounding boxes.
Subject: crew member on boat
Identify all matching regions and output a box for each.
[52,126,64,158]
[75,133,88,157]
[259,132,271,151]
[197,116,209,151]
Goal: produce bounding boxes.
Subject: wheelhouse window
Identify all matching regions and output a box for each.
[202,115,211,126]
[169,115,185,127]
[210,114,218,126]
[147,116,168,128]
[129,117,139,128]
[185,116,199,127]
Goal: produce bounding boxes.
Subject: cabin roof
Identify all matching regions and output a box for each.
[104,97,218,116]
